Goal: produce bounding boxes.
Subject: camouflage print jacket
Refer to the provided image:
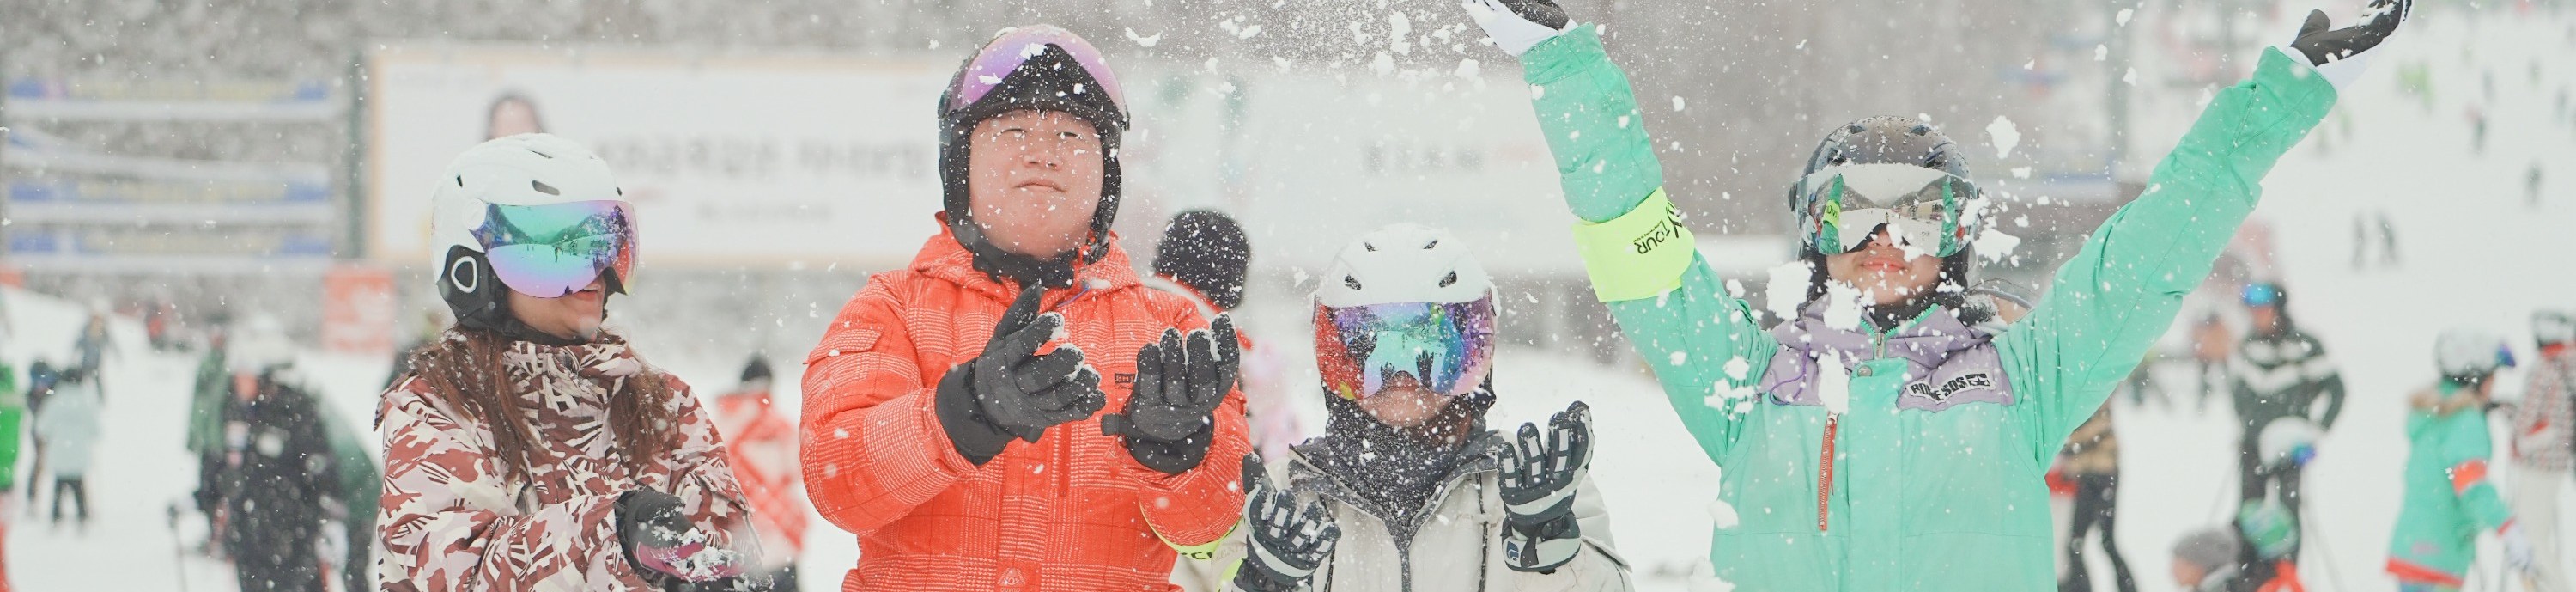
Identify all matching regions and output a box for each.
[376,334,756,591]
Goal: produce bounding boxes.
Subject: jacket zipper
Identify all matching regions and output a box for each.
[1817,414,1837,532]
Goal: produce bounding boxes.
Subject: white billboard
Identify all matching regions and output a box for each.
[368,44,1583,276]
[366,45,952,269]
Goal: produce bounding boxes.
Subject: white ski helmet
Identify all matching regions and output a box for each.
[2535,309,2575,347]
[2257,418,2322,469]
[429,134,638,339]
[227,314,296,375]
[1312,223,1498,401]
[2433,328,2516,384]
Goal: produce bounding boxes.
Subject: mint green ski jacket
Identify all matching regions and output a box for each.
[1518,26,2336,591]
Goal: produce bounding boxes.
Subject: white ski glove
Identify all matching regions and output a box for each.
[2280,0,2412,94]
[2502,523,2537,571]
[1461,0,1572,57]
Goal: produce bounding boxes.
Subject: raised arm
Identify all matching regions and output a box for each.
[1999,0,2407,458]
[1472,0,1780,462]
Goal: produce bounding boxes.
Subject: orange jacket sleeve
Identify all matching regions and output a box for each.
[799,282,979,537]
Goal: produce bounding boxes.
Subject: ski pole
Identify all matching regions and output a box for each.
[2298,492,2350,592]
[167,502,192,592]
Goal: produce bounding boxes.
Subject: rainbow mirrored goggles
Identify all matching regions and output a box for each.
[470,200,637,298]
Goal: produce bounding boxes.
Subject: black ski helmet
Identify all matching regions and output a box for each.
[935,25,1131,289]
[1788,116,1982,307]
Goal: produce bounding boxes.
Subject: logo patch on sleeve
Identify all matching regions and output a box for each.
[1905,372,1995,402]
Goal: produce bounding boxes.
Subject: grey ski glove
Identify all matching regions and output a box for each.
[1231,455,1340,592]
[936,284,1107,465]
[1101,316,1238,474]
[1498,400,1593,573]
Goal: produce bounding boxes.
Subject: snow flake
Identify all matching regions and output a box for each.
[1707,498,1741,528]
[1388,11,1413,55]
[1673,95,1687,112]
[2116,9,2135,26]
[1370,52,1395,76]
[1455,58,1481,79]
[1977,229,2024,264]
[1817,357,1851,415]
[1724,357,1753,381]
[1984,116,2020,159]
[1669,351,1690,366]
[1124,27,1164,48]
[1763,261,1811,321]
[2011,167,2033,179]
[2094,45,2108,61]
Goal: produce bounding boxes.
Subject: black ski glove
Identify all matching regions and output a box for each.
[1231,454,1340,592]
[617,490,758,590]
[1100,316,1238,475]
[2286,0,2410,90]
[1497,400,1593,573]
[1462,0,1572,56]
[936,284,1108,465]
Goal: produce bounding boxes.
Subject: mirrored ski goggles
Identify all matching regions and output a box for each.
[1313,299,1497,400]
[1800,163,1980,257]
[471,200,637,298]
[946,26,1127,115]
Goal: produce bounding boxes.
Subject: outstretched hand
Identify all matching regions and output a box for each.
[1231,454,1340,592]
[1101,315,1240,474]
[1497,400,1594,572]
[1461,0,1572,57]
[2287,0,2411,90]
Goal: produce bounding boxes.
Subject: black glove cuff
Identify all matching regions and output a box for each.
[1504,505,1581,540]
[935,364,1014,466]
[1122,424,1213,475]
[1231,558,1306,592]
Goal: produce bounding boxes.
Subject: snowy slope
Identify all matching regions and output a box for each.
[9,5,2574,592]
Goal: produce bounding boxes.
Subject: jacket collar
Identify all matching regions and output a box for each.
[912,212,1142,302]
[1771,301,1988,370]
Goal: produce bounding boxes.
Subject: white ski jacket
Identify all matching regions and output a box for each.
[1182,441,1631,591]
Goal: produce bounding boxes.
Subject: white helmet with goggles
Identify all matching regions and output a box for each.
[429,133,638,342]
[1313,224,1498,401]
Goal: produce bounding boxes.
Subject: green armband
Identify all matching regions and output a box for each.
[1571,188,1693,302]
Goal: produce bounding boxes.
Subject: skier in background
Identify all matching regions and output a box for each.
[2386,329,2533,591]
[2057,406,2136,592]
[72,313,110,396]
[2509,309,2575,592]
[713,356,807,590]
[17,362,53,516]
[35,367,100,529]
[1461,0,2408,586]
[1214,225,1631,591]
[2168,501,2306,592]
[2229,282,2344,537]
[1143,210,1306,461]
[219,321,338,592]
[185,317,230,555]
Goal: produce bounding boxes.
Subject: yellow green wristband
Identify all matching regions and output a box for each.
[1571,188,1693,302]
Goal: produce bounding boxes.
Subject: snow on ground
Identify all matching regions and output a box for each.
[9,5,2576,592]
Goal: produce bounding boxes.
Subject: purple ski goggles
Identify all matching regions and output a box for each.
[471,200,637,298]
[945,26,1127,116]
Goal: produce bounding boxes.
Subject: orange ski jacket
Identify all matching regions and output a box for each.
[801,221,1249,591]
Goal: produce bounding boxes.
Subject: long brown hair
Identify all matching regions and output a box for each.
[405,327,681,482]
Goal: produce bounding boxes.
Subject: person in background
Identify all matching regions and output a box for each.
[2057,406,2136,592]
[17,362,53,516]
[2510,309,2575,592]
[712,355,806,590]
[2386,329,2532,591]
[219,321,339,592]
[0,351,20,589]
[2229,283,2344,538]
[185,317,231,556]
[1143,210,1306,461]
[2169,501,2306,592]
[73,313,110,395]
[34,367,100,529]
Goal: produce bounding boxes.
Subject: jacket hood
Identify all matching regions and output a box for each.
[1760,301,2013,409]
[911,212,1141,302]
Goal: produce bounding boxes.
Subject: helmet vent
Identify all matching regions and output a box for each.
[1438,271,1458,288]
[454,175,465,187]
[526,148,554,159]
[1422,239,1439,250]
[1343,275,1363,290]
[1362,241,1377,253]
[532,180,560,196]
